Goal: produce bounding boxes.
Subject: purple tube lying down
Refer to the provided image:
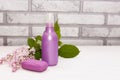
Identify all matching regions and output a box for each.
[21,59,48,72]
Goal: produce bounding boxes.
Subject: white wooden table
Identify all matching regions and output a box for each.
[0,46,120,80]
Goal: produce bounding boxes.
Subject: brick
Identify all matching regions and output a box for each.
[7,38,27,46]
[7,13,52,24]
[58,14,104,25]
[32,0,80,12]
[0,13,3,23]
[107,40,120,46]
[0,0,28,11]
[32,26,45,36]
[32,26,79,37]
[0,38,3,46]
[83,1,120,13]
[82,27,120,37]
[108,15,120,25]
[108,40,120,46]
[0,26,28,36]
[61,39,103,46]
[61,27,79,37]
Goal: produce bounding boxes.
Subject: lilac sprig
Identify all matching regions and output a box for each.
[0,46,35,72]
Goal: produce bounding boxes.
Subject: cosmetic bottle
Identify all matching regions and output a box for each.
[42,13,58,66]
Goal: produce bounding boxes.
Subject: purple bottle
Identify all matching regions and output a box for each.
[42,13,58,66]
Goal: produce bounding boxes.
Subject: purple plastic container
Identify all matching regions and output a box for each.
[42,14,58,66]
[21,59,48,72]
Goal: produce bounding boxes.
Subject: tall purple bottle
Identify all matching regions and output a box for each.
[42,13,58,66]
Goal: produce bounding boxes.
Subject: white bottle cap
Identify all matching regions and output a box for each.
[46,13,54,24]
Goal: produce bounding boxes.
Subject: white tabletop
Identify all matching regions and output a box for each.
[0,46,120,80]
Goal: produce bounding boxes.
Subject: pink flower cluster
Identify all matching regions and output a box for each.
[0,46,35,72]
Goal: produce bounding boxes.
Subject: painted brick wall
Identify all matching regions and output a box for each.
[0,0,120,46]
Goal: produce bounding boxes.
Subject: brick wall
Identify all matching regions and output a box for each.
[0,0,120,46]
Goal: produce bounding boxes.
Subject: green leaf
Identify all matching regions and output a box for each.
[54,20,61,40]
[27,36,41,51]
[59,44,80,58]
[34,43,41,51]
[35,35,42,49]
[58,41,63,46]
[34,50,42,60]
[35,35,42,42]
[27,38,36,48]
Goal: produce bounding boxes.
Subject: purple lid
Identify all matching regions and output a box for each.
[21,59,48,72]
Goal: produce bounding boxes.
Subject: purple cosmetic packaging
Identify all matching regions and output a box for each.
[21,59,48,72]
[42,13,58,66]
